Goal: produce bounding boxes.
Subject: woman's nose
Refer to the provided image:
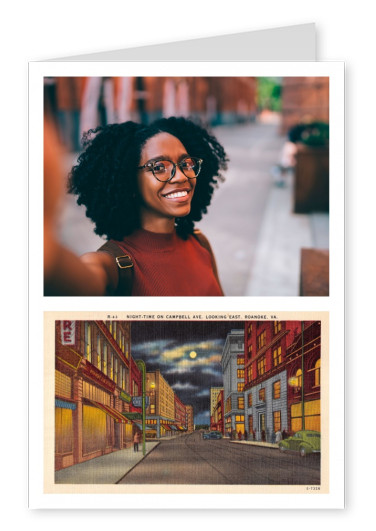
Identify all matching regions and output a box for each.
[169,164,187,182]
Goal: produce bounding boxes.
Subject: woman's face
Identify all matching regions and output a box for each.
[137,132,196,231]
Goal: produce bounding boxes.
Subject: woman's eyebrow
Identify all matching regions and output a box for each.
[145,153,190,164]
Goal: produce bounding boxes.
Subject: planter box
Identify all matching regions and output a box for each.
[294,143,329,213]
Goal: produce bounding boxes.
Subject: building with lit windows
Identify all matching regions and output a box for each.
[145,370,188,438]
[221,330,245,436]
[55,320,142,471]
[185,405,194,433]
[243,320,321,442]
[211,389,225,434]
[285,321,321,433]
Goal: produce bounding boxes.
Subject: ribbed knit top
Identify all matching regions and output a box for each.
[114,228,223,296]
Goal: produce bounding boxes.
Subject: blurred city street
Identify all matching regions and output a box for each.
[58,119,329,296]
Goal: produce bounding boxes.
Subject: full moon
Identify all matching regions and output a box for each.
[189,351,197,359]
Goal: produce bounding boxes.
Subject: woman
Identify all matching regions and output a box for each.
[45,117,227,296]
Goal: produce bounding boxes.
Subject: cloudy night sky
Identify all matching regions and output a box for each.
[130,320,245,425]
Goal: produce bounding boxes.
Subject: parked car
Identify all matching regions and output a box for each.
[278,430,320,457]
[203,431,223,440]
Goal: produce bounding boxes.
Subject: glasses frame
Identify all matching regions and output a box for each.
[138,156,203,182]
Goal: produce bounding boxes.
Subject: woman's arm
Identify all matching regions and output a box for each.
[44,117,118,296]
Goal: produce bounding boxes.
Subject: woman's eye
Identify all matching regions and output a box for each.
[153,162,167,173]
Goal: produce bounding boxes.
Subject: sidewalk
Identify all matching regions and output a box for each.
[245,173,329,296]
[229,439,279,449]
[55,441,159,484]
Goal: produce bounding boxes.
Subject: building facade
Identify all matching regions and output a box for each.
[145,370,187,438]
[243,320,321,442]
[221,330,245,436]
[55,320,142,471]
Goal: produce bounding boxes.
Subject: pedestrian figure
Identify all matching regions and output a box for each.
[275,430,282,443]
[133,431,140,452]
[261,429,266,442]
[238,430,242,441]
[244,430,248,441]
[282,429,288,440]
[252,429,256,441]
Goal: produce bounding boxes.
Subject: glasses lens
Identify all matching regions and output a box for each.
[152,160,174,181]
[180,157,202,178]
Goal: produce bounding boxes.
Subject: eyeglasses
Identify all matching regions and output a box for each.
[138,156,203,182]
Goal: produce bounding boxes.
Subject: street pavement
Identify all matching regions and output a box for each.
[58,120,329,296]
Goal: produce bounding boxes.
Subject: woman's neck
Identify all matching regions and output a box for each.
[140,215,175,234]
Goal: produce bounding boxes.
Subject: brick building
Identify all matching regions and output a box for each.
[55,320,142,471]
[243,320,321,442]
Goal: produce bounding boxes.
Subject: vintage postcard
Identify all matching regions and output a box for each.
[39,311,338,509]
[28,61,344,509]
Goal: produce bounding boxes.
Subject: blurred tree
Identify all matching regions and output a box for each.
[257,77,282,112]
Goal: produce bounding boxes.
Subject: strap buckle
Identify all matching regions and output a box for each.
[115,255,133,269]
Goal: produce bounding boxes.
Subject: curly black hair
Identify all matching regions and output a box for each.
[68,116,228,240]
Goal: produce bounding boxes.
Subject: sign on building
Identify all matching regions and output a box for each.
[132,396,150,408]
[61,321,76,346]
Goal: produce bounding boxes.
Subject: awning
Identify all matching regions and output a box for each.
[86,399,127,424]
[177,425,185,431]
[122,412,142,421]
[168,424,177,431]
[133,422,154,431]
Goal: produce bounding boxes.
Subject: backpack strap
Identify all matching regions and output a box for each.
[193,229,223,294]
[97,241,134,296]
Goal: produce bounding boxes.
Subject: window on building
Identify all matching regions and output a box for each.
[237,369,245,379]
[114,357,118,384]
[259,388,265,402]
[247,323,253,335]
[274,321,282,335]
[257,330,267,350]
[248,344,252,358]
[296,368,302,388]
[237,356,244,365]
[248,415,253,432]
[96,335,101,368]
[235,415,244,422]
[84,322,92,362]
[226,397,231,413]
[102,344,107,375]
[273,410,281,432]
[257,355,266,376]
[113,321,117,339]
[237,382,244,392]
[273,380,281,399]
[248,393,253,407]
[273,345,282,367]
[238,397,244,409]
[109,351,113,380]
[247,365,253,382]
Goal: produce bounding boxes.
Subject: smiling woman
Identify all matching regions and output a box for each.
[44,116,228,296]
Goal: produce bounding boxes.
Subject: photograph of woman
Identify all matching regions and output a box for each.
[44,116,227,296]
